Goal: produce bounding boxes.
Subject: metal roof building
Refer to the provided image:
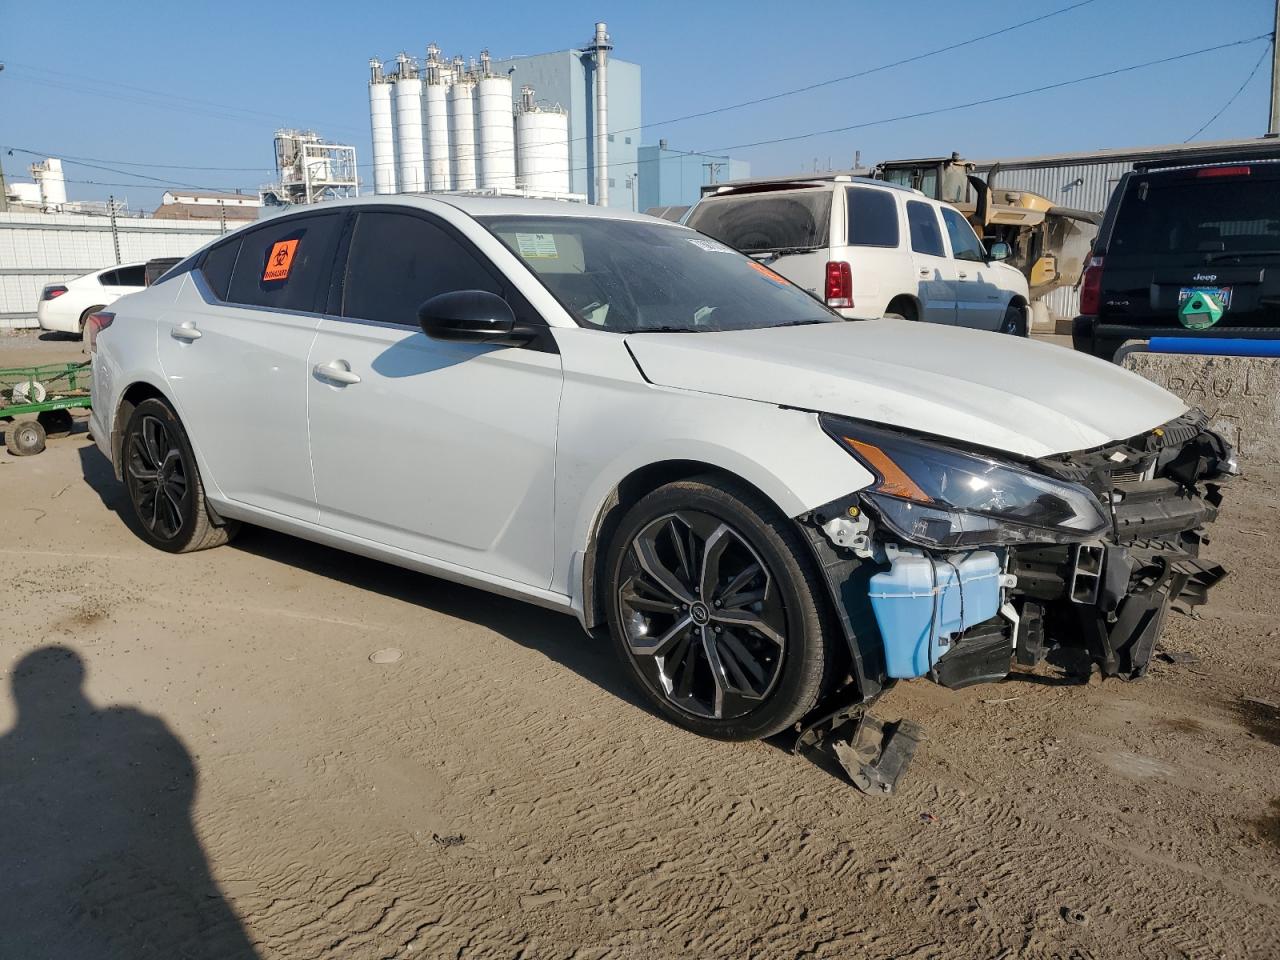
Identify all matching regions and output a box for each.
[970,136,1280,322]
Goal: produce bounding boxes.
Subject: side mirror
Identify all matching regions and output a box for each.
[417,290,526,345]
[987,241,1011,262]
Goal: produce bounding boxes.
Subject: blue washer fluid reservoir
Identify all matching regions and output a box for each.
[868,550,1003,679]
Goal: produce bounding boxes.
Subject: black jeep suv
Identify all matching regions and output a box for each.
[1073,158,1280,361]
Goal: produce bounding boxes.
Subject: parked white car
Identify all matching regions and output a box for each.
[37,263,146,337]
[89,196,1229,756]
[685,177,1031,334]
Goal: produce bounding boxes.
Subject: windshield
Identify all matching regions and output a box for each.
[1111,176,1280,260]
[481,216,838,334]
[684,189,830,254]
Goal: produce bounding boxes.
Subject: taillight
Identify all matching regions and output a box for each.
[41,285,68,301]
[825,261,853,309]
[86,311,115,352]
[1078,256,1104,315]
[1197,165,1251,178]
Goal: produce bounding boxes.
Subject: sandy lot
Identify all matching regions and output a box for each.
[2,330,1278,959]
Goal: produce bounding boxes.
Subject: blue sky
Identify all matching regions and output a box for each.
[1,0,1275,210]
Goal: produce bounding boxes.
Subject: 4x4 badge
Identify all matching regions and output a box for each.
[1178,289,1225,330]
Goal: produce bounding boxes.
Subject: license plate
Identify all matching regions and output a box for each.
[1178,286,1232,309]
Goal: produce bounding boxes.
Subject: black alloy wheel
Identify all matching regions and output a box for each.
[606,477,835,741]
[126,412,191,542]
[121,398,239,553]
[617,510,788,721]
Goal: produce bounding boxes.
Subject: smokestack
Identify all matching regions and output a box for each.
[591,21,611,206]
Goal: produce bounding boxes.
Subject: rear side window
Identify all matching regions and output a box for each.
[846,188,899,247]
[97,269,121,287]
[940,207,986,262]
[112,265,145,287]
[200,238,242,301]
[225,213,343,313]
[906,201,944,257]
[341,211,500,326]
[1110,174,1280,258]
[687,190,831,253]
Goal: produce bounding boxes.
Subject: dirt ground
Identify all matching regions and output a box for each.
[2,329,1278,959]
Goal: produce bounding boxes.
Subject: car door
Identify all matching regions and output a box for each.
[941,206,1005,330]
[905,200,958,325]
[155,212,344,521]
[306,207,563,589]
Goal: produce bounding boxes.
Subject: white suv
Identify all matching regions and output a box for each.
[685,177,1031,334]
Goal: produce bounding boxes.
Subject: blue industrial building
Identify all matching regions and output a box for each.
[637,142,750,213]
[494,48,641,208]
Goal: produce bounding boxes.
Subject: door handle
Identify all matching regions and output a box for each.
[170,322,202,342]
[313,361,361,385]
[918,268,930,278]
[958,271,969,279]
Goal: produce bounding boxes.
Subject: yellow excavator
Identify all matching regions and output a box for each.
[874,153,1100,318]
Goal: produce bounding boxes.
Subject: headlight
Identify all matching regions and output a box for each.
[821,416,1110,548]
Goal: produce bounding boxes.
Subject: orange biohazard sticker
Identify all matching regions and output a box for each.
[747,260,788,285]
[263,240,299,282]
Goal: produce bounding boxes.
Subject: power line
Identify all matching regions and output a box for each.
[1184,42,1271,142]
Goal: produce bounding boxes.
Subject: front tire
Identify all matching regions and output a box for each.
[122,398,239,553]
[1000,302,1028,336]
[604,476,835,741]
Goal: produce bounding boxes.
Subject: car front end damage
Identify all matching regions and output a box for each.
[796,410,1234,793]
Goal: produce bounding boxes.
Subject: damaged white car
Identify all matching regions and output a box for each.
[89,198,1232,788]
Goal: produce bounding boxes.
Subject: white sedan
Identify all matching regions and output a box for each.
[89,197,1230,744]
[37,262,146,337]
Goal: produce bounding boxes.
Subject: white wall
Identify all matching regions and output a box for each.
[0,211,229,328]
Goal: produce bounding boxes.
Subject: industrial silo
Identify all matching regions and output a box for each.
[515,87,570,195]
[368,58,397,194]
[448,62,478,191]
[423,47,453,192]
[474,51,516,190]
[393,54,427,193]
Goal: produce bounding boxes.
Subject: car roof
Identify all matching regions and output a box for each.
[269,194,676,226]
[90,262,146,276]
[696,176,917,202]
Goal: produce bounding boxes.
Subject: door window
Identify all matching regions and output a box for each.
[341,211,501,326]
[940,207,986,262]
[200,238,242,301]
[906,201,945,257]
[225,213,344,313]
[109,265,146,287]
[846,188,899,247]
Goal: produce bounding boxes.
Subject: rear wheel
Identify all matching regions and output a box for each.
[6,418,46,457]
[604,476,835,741]
[122,398,239,553]
[884,296,918,323]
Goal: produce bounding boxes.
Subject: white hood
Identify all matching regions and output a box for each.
[626,320,1187,458]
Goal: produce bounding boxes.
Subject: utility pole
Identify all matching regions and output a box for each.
[1271,0,1280,135]
[0,63,8,213]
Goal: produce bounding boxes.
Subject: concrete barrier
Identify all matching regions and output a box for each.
[1123,352,1280,468]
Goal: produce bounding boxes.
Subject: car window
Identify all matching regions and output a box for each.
[200,238,242,301]
[341,211,501,326]
[225,213,343,313]
[940,207,986,262]
[906,201,945,257]
[846,187,899,247]
[114,265,146,287]
[1110,175,1280,259]
[482,215,838,334]
[685,190,831,254]
[97,269,120,287]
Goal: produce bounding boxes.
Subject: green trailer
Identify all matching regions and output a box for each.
[1,361,92,456]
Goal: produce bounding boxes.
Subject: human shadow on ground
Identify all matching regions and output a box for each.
[0,645,259,959]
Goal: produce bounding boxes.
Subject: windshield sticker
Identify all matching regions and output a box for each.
[515,233,559,259]
[263,240,299,282]
[686,237,735,254]
[747,260,789,286]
